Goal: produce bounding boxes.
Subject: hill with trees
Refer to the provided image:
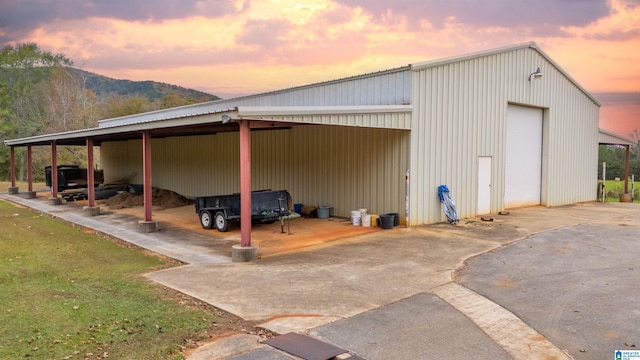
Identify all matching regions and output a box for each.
[74,68,219,103]
[1,42,221,182]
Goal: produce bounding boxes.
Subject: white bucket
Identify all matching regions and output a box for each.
[358,208,368,215]
[351,210,362,226]
[361,214,371,227]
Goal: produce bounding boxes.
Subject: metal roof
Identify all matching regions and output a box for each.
[98,66,411,129]
[599,129,636,146]
[4,105,412,147]
[4,108,240,146]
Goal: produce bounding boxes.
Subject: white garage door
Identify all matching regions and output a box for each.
[505,104,542,208]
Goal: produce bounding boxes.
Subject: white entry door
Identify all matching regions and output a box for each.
[478,156,492,215]
[505,104,543,208]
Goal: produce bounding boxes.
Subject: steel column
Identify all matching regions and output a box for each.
[10,147,16,187]
[86,138,95,207]
[142,131,153,222]
[624,145,630,194]
[239,120,252,247]
[51,142,58,198]
[27,146,33,192]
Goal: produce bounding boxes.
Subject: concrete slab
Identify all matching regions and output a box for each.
[227,347,295,360]
[147,224,512,327]
[187,334,285,360]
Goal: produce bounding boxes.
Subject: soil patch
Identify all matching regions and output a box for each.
[104,188,193,209]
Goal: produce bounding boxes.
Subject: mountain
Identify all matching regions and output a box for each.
[71,68,220,102]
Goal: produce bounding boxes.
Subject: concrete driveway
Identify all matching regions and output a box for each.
[457,209,640,360]
[2,192,639,359]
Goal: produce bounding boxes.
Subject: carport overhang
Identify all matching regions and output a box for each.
[4,104,412,254]
[598,129,637,195]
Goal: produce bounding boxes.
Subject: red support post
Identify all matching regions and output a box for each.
[624,145,630,194]
[87,138,95,207]
[51,142,58,198]
[142,131,153,222]
[239,120,252,247]
[10,147,16,188]
[27,146,33,192]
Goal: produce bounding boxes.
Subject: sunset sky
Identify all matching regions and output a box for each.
[1,0,639,138]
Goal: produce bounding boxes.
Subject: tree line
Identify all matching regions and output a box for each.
[598,140,640,181]
[0,43,218,182]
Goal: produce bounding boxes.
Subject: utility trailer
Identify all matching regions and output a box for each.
[195,189,291,232]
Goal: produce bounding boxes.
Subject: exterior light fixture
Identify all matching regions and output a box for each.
[221,114,231,124]
[528,67,543,81]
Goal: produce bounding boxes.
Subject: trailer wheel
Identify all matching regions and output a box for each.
[199,211,214,229]
[214,211,229,232]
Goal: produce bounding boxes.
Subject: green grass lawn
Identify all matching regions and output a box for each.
[0,199,250,359]
[601,179,640,203]
[1,181,48,191]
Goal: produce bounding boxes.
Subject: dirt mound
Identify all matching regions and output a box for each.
[103,188,193,209]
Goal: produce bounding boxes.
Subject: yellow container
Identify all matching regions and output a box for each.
[369,214,379,228]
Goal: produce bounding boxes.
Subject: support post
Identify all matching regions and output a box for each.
[87,138,95,207]
[10,146,16,188]
[138,130,158,232]
[601,162,606,203]
[49,142,62,205]
[25,146,36,198]
[618,145,633,202]
[83,138,100,216]
[624,145,630,194]
[239,120,252,247]
[27,146,33,192]
[232,119,258,262]
[8,147,18,194]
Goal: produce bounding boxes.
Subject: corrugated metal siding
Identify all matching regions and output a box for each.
[409,47,599,225]
[101,126,410,221]
[101,140,142,184]
[100,69,412,128]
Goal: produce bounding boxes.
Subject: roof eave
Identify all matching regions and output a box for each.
[599,128,637,146]
[4,109,239,147]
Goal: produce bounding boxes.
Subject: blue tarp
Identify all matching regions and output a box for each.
[438,185,459,224]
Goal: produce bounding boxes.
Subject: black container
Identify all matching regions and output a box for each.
[386,213,399,226]
[379,214,394,230]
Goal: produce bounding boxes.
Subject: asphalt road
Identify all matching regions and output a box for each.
[457,222,640,360]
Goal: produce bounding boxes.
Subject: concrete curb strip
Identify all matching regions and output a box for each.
[433,282,573,360]
[182,334,267,360]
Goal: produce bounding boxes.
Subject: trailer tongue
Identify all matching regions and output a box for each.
[195,189,291,232]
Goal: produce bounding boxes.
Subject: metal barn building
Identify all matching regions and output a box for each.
[4,42,600,227]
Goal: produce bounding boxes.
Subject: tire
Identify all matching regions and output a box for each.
[214,211,229,232]
[199,211,214,229]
